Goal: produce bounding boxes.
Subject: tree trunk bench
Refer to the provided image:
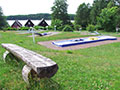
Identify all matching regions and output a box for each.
[1,43,58,84]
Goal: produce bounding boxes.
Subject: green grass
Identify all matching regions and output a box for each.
[0,31,120,90]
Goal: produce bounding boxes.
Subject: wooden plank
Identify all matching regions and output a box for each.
[1,43,58,78]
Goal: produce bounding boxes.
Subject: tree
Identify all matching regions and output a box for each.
[51,0,71,25]
[51,19,63,30]
[90,0,111,25]
[97,6,118,32]
[0,7,7,29]
[75,3,91,28]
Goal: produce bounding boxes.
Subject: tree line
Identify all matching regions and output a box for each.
[51,0,120,32]
[6,13,75,20]
[75,0,120,32]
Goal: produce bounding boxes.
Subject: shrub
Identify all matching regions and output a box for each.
[95,25,101,30]
[47,26,54,30]
[82,27,86,30]
[74,24,81,31]
[51,19,63,31]
[19,27,30,30]
[5,27,17,30]
[34,26,45,30]
[66,50,73,54]
[97,6,118,32]
[57,25,64,31]
[86,24,95,32]
[62,25,73,32]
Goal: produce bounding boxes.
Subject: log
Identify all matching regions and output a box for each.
[1,43,58,79]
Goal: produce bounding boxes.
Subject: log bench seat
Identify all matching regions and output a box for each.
[1,43,58,84]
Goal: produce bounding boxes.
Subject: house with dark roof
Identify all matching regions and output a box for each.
[11,20,22,28]
[38,18,49,27]
[25,19,34,27]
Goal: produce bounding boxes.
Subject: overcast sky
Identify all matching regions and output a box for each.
[0,0,93,16]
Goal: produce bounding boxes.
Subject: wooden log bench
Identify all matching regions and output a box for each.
[1,43,58,84]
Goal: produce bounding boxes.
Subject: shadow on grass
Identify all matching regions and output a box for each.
[5,53,25,68]
[27,78,63,90]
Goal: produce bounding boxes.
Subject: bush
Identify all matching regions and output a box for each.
[74,24,81,31]
[57,25,64,31]
[81,27,86,30]
[51,19,63,31]
[62,25,73,32]
[66,50,73,54]
[34,26,45,30]
[5,27,17,30]
[86,24,95,32]
[47,26,54,30]
[19,27,30,30]
[95,25,101,30]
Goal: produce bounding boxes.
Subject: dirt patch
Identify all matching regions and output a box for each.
[38,37,120,50]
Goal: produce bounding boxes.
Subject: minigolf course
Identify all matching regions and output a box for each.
[52,36,117,47]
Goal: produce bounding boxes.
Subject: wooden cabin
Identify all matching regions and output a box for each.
[25,19,34,27]
[11,20,22,28]
[38,18,49,27]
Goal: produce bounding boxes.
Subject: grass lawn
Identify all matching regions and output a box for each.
[0,31,120,90]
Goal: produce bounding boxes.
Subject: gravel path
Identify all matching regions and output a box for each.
[38,37,120,50]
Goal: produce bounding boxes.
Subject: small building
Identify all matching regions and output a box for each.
[25,19,34,27]
[38,18,49,27]
[11,20,22,28]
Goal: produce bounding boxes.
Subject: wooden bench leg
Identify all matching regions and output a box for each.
[22,65,38,84]
[3,50,9,62]
[22,65,32,84]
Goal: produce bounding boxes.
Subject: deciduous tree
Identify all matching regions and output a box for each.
[97,6,118,32]
[0,7,7,29]
[90,0,110,25]
[75,3,91,27]
[51,0,71,25]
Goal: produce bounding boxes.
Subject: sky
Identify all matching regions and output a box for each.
[0,0,93,16]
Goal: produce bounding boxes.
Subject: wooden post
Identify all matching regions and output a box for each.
[3,50,9,62]
[31,27,35,43]
[54,25,56,31]
[22,65,32,84]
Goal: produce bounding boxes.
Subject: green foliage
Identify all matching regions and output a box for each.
[47,26,54,30]
[90,0,110,24]
[74,24,81,31]
[95,24,101,30]
[62,25,73,32]
[5,27,17,30]
[86,24,96,32]
[97,6,118,32]
[75,3,91,27]
[7,13,51,20]
[57,25,64,31]
[51,0,71,25]
[0,7,8,29]
[51,19,63,31]
[66,50,73,54]
[19,27,30,30]
[34,26,45,30]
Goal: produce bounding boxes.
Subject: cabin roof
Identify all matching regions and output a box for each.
[25,19,34,27]
[11,20,22,28]
[38,18,49,27]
